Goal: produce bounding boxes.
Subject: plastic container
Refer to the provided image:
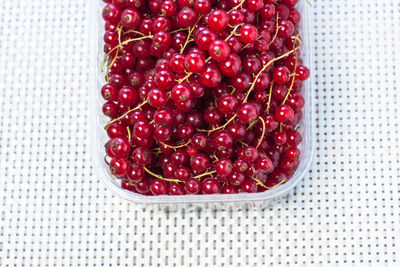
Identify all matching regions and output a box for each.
[92,1,314,209]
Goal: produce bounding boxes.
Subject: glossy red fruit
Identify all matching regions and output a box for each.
[208,40,230,61]
[201,178,221,194]
[237,103,259,124]
[110,157,131,178]
[131,146,152,166]
[208,9,229,31]
[150,179,167,195]
[120,9,140,29]
[275,105,295,124]
[184,178,201,194]
[109,137,131,157]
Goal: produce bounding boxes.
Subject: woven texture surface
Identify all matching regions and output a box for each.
[1,0,400,266]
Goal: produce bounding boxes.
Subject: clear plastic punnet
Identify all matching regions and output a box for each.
[92,1,314,209]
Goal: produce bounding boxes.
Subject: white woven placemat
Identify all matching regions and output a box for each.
[1,0,399,266]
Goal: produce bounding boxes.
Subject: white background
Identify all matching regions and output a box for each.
[0,0,399,266]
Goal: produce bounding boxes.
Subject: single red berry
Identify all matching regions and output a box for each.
[237,103,259,124]
[169,53,186,73]
[118,86,138,107]
[190,153,210,172]
[110,157,131,178]
[120,9,140,29]
[160,0,177,16]
[150,179,167,195]
[296,65,310,81]
[185,52,206,73]
[194,28,217,51]
[277,20,295,38]
[184,178,201,194]
[273,131,287,145]
[154,69,175,90]
[275,105,295,124]
[273,66,291,85]
[227,171,245,186]
[207,9,229,31]
[168,183,185,195]
[221,184,238,194]
[215,158,233,177]
[193,0,211,15]
[240,147,259,163]
[135,177,151,194]
[286,129,302,146]
[171,84,192,102]
[147,89,168,108]
[199,66,221,88]
[131,146,152,166]
[255,157,274,173]
[133,120,152,139]
[211,130,233,151]
[177,123,195,140]
[110,137,131,157]
[102,101,118,118]
[176,7,198,28]
[107,122,128,138]
[102,4,121,24]
[240,178,257,193]
[127,163,145,183]
[238,24,258,44]
[204,107,223,125]
[219,54,242,77]
[121,179,136,192]
[208,40,230,62]
[285,147,300,159]
[201,178,221,194]
[217,95,239,114]
[175,166,192,181]
[282,0,299,7]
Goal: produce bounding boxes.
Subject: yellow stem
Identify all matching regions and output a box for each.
[158,140,191,149]
[228,0,245,13]
[180,15,203,54]
[252,177,287,189]
[127,126,131,145]
[256,116,266,149]
[224,23,244,42]
[269,13,281,46]
[143,167,183,183]
[193,170,217,179]
[123,29,146,36]
[244,35,302,103]
[104,101,148,128]
[265,81,274,114]
[282,38,299,105]
[101,35,153,72]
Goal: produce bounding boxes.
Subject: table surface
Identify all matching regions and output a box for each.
[1,0,400,266]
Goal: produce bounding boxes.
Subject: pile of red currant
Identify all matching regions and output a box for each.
[101,0,309,196]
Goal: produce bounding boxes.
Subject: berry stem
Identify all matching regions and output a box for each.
[123,29,146,36]
[101,36,153,72]
[127,126,131,145]
[104,101,148,128]
[282,36,300,105]
[269,13,281,46]
[244,36,302,103]
[256,116,265,149]
[180,15,203,54]
[104,155,110,165]
[228,0,245,13]
[117,24,123,51]
[158,140,191,149]
[143,166,183,183]
[252,177,287,189]
[225,23,244,42]
[193,170,217,179]
[265,81,274,114]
